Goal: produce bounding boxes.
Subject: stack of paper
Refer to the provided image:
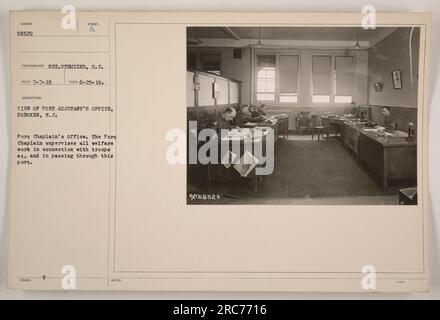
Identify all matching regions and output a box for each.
[233,151,259,177]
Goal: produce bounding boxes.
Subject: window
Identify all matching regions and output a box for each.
[279,55,299,103]
[279,94,298,103]
[334,96,353,103]
[334,56,355,103]
[255,54,299,103]
[253,52,354,105]
[312,54,355,104]
[200,53,221,75]
[256,55,276,101]
[312,55,332,103]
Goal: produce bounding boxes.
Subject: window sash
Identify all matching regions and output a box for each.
[256,93,275,101]
[335,56,355,97]
[256,55,276,101]
[279,55,299,94]
[255,53,299,104]
[279,94,298,103]
[312,54,355,104]
[254,53,355,105]
[312,55,332,96]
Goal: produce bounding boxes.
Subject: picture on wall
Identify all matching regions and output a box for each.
[392,69,403,89]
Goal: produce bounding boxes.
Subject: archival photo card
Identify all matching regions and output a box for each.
[7,11,429,292]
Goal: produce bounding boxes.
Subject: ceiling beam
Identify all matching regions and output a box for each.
[367,27,398,46]
[186,31,203,44]
[220,27,241,40]
[188,38,371,49]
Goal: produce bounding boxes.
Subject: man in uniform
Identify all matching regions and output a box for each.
[381,106,393,129]
[216,107,237,130]
[250,104,267,118]
[235,104,262,126]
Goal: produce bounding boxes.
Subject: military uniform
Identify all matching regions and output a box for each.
[384,114,393,129]
[251,108,266,117]
[234,111,251,126]
[216,114,233,130]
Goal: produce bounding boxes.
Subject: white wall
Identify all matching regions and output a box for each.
[368,27,420,108]
[188,46,251,102]
[1,0,440,299]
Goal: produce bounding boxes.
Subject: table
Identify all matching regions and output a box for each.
[246,115,289,143]
[273,116,289,139]
[321,116,347,138]
[343,123,417,189]
[207,127,275,192]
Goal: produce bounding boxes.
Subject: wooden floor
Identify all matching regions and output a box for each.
[187,136,415,205]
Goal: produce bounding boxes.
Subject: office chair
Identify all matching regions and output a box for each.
[310,114,325,141]
[296,112,311,134]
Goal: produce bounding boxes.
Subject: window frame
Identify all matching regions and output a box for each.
[254,51,301,105]
[311,53,356,105]
[333,55,356,104]
[255,54,277,102]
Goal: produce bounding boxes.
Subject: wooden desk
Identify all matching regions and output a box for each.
[343,123,417,189]
[321,116,346,138]
[207,128,275,192]
[276,116,289,139]
[252,115,289,142]
[343,123,360,156]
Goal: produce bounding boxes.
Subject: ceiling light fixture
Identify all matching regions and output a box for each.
[256,27,262,48]
[354,28,361,49]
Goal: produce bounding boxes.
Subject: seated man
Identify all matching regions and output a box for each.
[216,107,237,130]
[235,105,262,126]
[234,104,251,126]
[250,104,267,117]
[381,106,393,129]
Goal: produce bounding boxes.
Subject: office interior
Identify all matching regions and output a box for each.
[186,26,419,205]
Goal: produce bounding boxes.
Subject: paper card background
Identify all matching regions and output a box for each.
[0,0,439,299]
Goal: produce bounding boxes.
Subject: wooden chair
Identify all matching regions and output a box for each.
[310,114,325,141]
[296,112,311,134]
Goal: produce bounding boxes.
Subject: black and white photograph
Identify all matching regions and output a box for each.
[186,26,420,205]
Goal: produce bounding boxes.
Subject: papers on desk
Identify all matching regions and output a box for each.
[388,130,408,138]
[363,128,392,137]
[242,122,258,127]
[219,131,264,175]
[221,151,238,168]
[233,151,259,177]
[221,148,260,177]
[264,118,278,125]
[271,113,288,119]
[362,127,407,138]
[220,128,269,142]
[223,128,252,140]
[363,128,378,132]
[363,126,385,133]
